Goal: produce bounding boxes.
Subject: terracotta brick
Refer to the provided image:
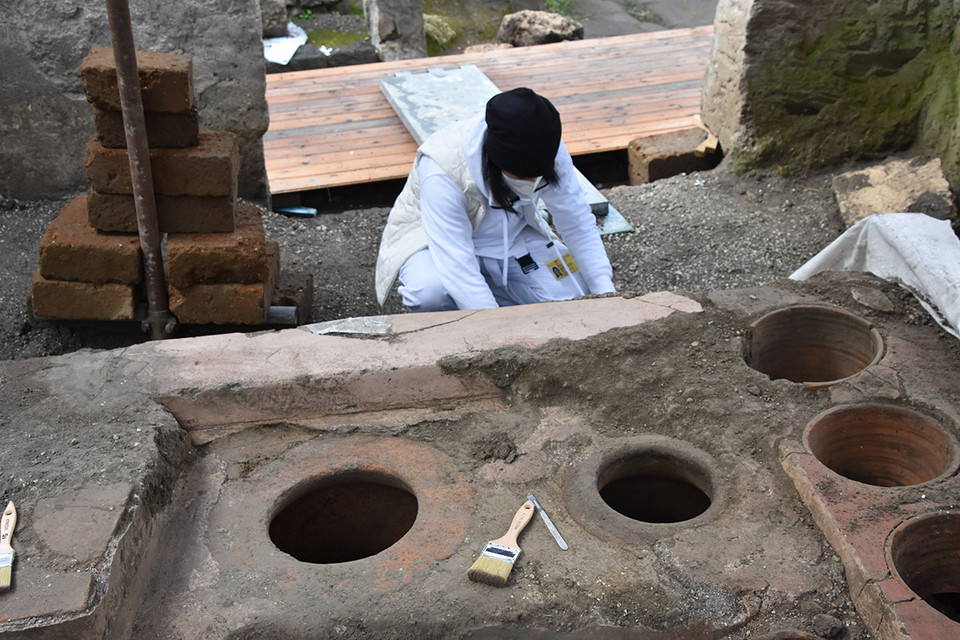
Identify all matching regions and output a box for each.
[628,127,722,185]
[80,47,194,113]
[166,205,267,287]
[38,194,142,284]
[272,269,314,325]
[85,131,238,196]
[87,189,235,234]
[168,245,279,325]
[93,106,200,149]
[30,272,139,321]
[265,241,279,273]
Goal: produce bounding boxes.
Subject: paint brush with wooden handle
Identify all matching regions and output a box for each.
[466,499,534,587]
[0,501,16,590]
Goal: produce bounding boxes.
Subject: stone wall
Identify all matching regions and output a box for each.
[0,0,269,203]
[702,0,960,191]
[363,0,426,60]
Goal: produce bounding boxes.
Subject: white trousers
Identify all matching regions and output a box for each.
[397,237,589,312]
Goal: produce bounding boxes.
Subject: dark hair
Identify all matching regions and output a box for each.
[483,151,558,213]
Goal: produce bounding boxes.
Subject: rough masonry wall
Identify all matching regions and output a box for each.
[0,0,269,203]
[363,0,426,60]
[702,0,960,190]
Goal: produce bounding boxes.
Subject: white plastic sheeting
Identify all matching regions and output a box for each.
[263,22,319,65]
[790,213,960,339]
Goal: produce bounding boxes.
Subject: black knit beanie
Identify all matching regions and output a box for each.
[484,87,561,178]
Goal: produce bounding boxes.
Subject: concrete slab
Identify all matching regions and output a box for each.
[380,65,499,145]
[33,482,131,564]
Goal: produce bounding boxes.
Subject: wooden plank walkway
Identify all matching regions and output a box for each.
[264,25,714,194]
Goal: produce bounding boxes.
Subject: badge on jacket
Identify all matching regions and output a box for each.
[547,253,579,280]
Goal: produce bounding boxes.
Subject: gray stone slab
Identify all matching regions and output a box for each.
[305,316,393,336]
[599,203,634,235]
[380,65,634,235]
[380,65,499,145]
[539,199,633,235]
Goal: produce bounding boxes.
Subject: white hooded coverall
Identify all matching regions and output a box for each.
[374,115,615,310]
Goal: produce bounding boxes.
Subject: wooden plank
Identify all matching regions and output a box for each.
[264,89,704,156]
[264,26,714,194]
[266,116,700,191]
[268,100,703,163]
[266,64,707,122]
[265,30,711,97]
[265,26,712,86]
[266,46,710,103]
[268,110,701,177]
[266,81,705,144]
[265,87,703,142]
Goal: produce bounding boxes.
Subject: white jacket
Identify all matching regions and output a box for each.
[375,116,614,306]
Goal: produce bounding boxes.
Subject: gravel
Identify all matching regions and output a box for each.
[602,161,845,293]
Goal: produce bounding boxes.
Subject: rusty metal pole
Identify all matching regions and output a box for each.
[105,0,176,339]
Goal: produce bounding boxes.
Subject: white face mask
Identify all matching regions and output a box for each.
[502,173,542,202]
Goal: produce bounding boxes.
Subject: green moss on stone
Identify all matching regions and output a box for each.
[734,0,960,184]
[422,0,509,55]
[307,28,367,48]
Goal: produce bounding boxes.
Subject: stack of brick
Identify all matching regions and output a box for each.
[165,206,279,325]
[31,47,295,326]
[31,194,144,321]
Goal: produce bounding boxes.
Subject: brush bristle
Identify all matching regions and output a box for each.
[0,548,13,590]
[466,542,520,587]
[467,555,513,587]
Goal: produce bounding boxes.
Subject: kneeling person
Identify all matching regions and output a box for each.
[375,87,616,311]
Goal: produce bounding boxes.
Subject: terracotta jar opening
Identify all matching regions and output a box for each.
[743,305,882,385]
[805,405,959,487]
[889,512,960,623]
[270,471,418,564]
[598,451,712,524]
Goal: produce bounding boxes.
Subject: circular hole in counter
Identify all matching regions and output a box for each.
[889,512,960,623]
[805,404,959,487]
[743,305,882,385]
[269,472,418,564]
[598,449,712,523]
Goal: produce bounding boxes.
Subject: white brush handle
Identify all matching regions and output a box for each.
[491,500,534,549]
[1,501,15,551]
